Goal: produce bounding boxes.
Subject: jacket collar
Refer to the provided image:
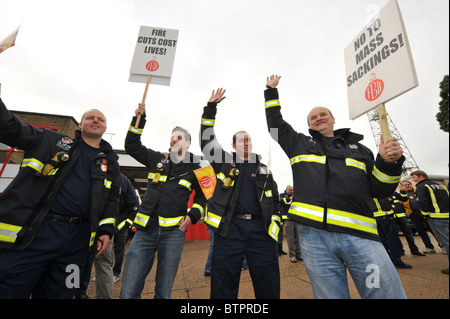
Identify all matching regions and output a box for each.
[309,128,364,144]
[74,130,118,160]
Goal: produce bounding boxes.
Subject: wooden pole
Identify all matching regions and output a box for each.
[377,103,390,146]
[135,74,152,128]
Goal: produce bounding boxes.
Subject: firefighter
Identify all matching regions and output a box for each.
[264,74,406,299]
[120,103,206,299]
[0,97,121,299]
[200,88,281,299]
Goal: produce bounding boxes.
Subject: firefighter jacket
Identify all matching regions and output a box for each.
[264,88,405,241]
[372,197,394,218]
[0,97,120,250]
[415,179,449,219]
[125,114,206,232]
[200,102,282,241]
[279,191,292,220]
[398,188,417,215]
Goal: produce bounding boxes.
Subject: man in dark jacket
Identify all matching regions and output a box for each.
[264,74,406,299]
[411,170,449,274]
[200,88,281,299]
[120,103,206,299]
[0,97,121,299]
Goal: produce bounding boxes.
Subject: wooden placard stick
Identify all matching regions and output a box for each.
[377,103,391,145]
[135,74,152,128]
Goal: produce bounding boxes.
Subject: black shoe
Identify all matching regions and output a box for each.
[441,268,449,275]
[411,251,426,256]
[74,293,90,299]
[394,263,412,269]
[279,250,287,255]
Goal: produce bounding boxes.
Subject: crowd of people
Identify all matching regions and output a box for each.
[0,74,448,299]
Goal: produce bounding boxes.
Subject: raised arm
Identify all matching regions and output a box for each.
[200,88,232,168]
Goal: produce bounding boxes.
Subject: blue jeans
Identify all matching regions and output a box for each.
[297,224,406,299]
[119,226,186,299]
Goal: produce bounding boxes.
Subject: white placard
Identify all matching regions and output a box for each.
[129,26,179,86]
[344,0,418,120]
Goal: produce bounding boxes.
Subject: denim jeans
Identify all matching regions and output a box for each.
[297,224,406,299]
[119,226,186,299]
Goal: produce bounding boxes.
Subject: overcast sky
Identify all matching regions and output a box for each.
[0,0,448,190]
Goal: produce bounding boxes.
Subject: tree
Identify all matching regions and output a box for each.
[436,74,449,133]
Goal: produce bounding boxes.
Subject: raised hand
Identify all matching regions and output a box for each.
[266,74,281,88]
[208,88,226,104]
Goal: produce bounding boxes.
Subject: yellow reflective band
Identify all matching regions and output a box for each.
[428,212,449,218]
[179,179,192,191]
[425,184,441,214]
[159,216,184,227]
[217,172,226,183]
[372,166,401,184]
[201,118,215,126]
[290,154,326,166]
[327,208,378,235]
[0,222,22,243]
[265,190,273,197]
[289,202,324,222]
[394,212,407,218]
[21,158,44,172]
[205,211,222,228]
[128,125,143,135]
[117,220,127,230]
[89,232,96,247]
[268,215,281,241]
[265,99,280,109]
[104,179,112,189]
[134,213,150,227]
[99,217,115,227]
[147,173,167,182]
[345,158,367,173]
[192,203,204,215]
[48,168,59,176]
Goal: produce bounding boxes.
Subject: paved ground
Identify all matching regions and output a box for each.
[87,232,448,299]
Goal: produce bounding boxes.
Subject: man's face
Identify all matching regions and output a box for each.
[233,132,252,159]
[79,109,107,139]
[411,175,423,184]
[402,182,413,191]
[170,130,190,155]
[286,186,293,195]
[308,107,335,137]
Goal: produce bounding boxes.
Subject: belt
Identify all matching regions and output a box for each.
[233,214,260,220]
[47,213,87,224]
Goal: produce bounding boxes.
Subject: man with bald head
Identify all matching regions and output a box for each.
[264,75,407,299]
[0,97,121,298]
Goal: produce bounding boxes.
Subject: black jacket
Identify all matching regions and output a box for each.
[125,114,206,232]
[264,88,405,241]
[415,179,449,219]
[200,102,281,241]
[0,97,120,250]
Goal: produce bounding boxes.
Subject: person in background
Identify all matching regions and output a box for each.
[410,170,449,274]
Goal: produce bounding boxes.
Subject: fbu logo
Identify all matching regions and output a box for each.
[365,73,384,101]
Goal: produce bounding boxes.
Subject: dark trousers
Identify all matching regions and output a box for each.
[395,217,420,253]
[210,217,280,299]
[376,216,404,266]
[409,210,435,249]
[0,218,90,299]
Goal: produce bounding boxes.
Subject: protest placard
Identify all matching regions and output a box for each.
[344,0,418,121]
[129,25,179,86]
